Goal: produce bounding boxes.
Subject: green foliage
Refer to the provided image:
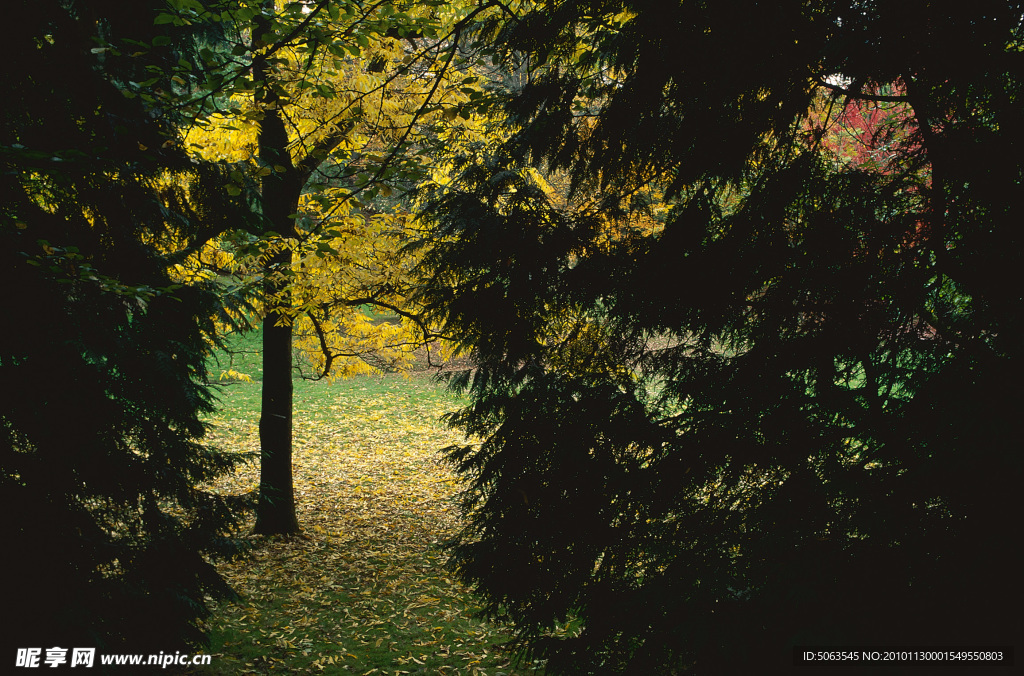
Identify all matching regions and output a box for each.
[1,0,248,655]
[419,1,1023,673]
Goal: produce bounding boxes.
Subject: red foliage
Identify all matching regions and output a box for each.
[803,80,935,251]
[804,80,918,174]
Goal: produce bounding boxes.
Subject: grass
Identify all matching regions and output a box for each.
[188,329,541,675]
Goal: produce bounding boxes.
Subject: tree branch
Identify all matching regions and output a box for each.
[816,78,911,103]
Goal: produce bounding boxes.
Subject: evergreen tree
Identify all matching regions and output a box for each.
[1,0,248,654]
[419,2,1023,672]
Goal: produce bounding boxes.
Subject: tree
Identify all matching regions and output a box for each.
[418,1,1023,672]
[177,0,495,534]
[1,0,248,654]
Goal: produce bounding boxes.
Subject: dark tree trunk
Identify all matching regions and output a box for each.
[252,175,303,535]
[252,30,304,534]
[252,172,303,534]
[252,161,303,534]
[253,260,300,534]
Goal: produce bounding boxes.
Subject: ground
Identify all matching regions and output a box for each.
[188,336,543,675]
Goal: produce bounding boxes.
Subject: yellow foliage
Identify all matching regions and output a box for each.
[179,23,424,366]
[172,2,501,377]
[219,368,254,383]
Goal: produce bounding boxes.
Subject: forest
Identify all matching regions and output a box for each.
[2,0,1020,673]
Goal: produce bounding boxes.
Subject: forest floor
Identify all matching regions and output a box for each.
[188,334,542,675]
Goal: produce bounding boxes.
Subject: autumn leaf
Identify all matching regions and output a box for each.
[190,368,539,675]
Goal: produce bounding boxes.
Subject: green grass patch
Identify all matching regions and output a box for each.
[190,329,539,675]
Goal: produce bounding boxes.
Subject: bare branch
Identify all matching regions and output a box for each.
[815,78,911,103]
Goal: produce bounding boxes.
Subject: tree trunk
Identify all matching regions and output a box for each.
[252,29,303,534]
[252,176,303,533]
[249,159,301,532]
[253,259,300,534]
[252,176,303,534]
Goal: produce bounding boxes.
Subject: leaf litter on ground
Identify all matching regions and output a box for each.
[189,371,541,675]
